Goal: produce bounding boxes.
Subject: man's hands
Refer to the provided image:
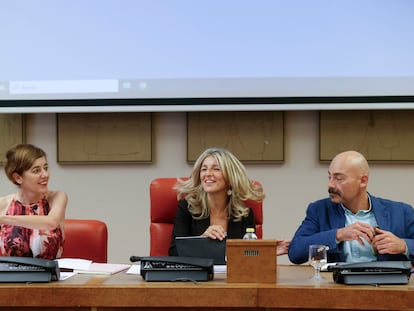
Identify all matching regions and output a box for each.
[336,222,375,246]
[277,239,290,255]
[372,227,406,255]
[336,222,406,255]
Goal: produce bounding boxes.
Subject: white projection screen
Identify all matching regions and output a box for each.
[1,0,414,112]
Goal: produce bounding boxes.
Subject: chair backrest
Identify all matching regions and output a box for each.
[61,219,108,263]
[149,177,263,256]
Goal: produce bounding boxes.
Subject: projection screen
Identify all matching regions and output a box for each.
[1,0,414,112]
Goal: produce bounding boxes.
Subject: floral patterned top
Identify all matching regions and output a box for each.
[0,197,64,259]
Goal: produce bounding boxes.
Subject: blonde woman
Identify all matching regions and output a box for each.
[169,147,289,256]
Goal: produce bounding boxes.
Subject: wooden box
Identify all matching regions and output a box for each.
[226,239,277,283]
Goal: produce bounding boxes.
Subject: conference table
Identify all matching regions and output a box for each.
[0,264,412,311]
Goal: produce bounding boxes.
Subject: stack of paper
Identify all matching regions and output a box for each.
[75,263,131,275]
[57,258,92,270]
[57,258,130,275]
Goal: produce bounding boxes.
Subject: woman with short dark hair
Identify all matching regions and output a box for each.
[0,144,67,259]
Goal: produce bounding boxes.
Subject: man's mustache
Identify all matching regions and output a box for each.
[328,188,341,196]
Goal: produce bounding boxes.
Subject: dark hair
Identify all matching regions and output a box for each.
[4,144,47,185]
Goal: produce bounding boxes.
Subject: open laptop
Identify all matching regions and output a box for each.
[175,236,226,265]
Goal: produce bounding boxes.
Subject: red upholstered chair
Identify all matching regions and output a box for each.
[61,219,108,263]
[150,177,263,256]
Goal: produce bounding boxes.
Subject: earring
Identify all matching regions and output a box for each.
[227,189,232,196]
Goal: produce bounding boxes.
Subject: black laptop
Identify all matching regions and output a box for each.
[175,236,226,265]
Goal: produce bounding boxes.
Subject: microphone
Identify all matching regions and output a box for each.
[129,256,142,262]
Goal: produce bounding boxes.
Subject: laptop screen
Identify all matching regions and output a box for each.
[175,236,226,265]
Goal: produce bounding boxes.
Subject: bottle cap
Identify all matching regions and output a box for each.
[246,228,255,233]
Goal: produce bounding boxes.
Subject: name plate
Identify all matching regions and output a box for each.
[226,239,277,283]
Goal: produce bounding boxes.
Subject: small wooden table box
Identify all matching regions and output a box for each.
[226,239,277,283]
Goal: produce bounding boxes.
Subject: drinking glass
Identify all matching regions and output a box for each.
[308,244,328,280]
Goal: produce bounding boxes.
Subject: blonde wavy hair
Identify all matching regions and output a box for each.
[175,147,264,221]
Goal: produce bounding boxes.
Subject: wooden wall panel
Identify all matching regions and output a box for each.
[57,113,152,163]
[187,111,284,162]
[320,110,414,162]
[0,114,25,163]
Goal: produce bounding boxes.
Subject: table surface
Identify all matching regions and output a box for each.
[0,264,412,310]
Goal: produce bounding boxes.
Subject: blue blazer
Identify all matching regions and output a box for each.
[288,194,414,264]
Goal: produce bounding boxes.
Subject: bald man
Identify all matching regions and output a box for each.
[288,151,414,264]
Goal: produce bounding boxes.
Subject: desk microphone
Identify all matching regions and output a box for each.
[129,256,142,262]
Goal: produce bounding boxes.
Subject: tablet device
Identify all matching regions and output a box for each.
[175,236,226,265]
